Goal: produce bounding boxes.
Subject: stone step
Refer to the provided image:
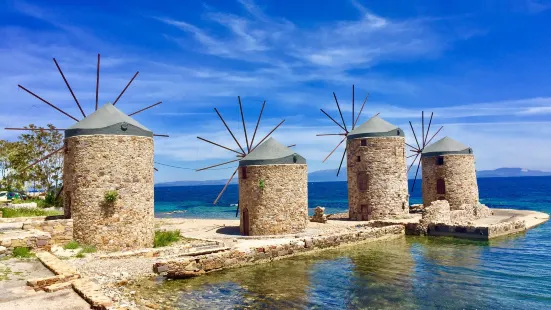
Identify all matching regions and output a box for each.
[0,222,24,231]
[36,251,79,276]
[44,281,73,292]
[27,274,80,291]
[72,278,113,310]
[0,229,51,249]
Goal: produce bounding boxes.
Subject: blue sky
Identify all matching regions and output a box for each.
[1,0,551,183]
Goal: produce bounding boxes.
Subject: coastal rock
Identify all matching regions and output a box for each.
[310,206,328,223]
[421,200,451,226]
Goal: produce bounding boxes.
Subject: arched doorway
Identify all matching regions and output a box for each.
[242,208,250,236]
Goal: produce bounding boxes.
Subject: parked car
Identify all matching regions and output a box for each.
[6,192,21,200]
[0,191,7,202]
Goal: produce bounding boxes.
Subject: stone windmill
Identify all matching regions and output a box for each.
[317,85,408,221]
[197,98,308,236]
[6,54,167,251]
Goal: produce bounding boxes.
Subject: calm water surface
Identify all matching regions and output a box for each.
[146,177,551,309]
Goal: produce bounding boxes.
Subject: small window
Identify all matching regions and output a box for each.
[241,166,247,179]
[356,156,361,162]
[361,139,367,146]
[436,156,444,166]
[396,129,401,136]
[357,172,368,191]
[293,155,297,163]
[437,179,445,194]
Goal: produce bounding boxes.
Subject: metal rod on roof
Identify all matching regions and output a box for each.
[197,136,245,155]
[320,109,346,132]
[238,96,250,153]
[333,92,347,132]
[316,133,347,136]
[196,158,240,172]
[354,93,370,127]
[323,136,346,163]
[249,100,265,150]
[409,121,421,150]
[352,84,355,130]
[213,167,238,205]
[421,111,425,147]
[424,112,434,145]
[425,126,443,146]
[23,146,65,171]
[128,101,162,116]
[407,153,419,173]
[250,119,285,152]
[53,58,85,118]
[96,54,100,111]
[18,85,79,122]
[336,146,347,177]
[5,127,67,131]
[411,161,421,192]
[214,108,246,154]
[112,71,139,106]
[153,134,169,137]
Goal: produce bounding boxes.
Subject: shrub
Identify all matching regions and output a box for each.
[10,198,24,204]
[64,240,80,250]
[0,207,63,218]
[104,190,118,203]
[154,230,181,248]
[12,247,33,258]
[258,179,265,190]
[80,245,97,254]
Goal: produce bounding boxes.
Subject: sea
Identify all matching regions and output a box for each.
[145,176,551,309]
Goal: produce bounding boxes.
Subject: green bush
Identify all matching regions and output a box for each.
[75,252,85,258]
[258,179,265,190]
[12,247,33,258]
[104,190,118,203]
[80,245,97,254]
[0,207,63,218]
[64,240,80,250]
[10,198,24,204]
[154,230,181,248]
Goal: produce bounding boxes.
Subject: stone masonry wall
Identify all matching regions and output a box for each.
[422,155,479,209]
[22,219,73,245]
[238,164,308,236]
[347,137,409,220]
[63,135,154,251]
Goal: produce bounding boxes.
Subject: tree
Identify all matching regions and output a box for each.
[0,140,32,191]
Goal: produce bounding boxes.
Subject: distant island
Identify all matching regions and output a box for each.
[155,167,551,187]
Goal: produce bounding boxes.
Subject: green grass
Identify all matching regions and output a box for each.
[63,240,80,250]
[0,207,63,218]
[154,230,181,248]
[80,245,97,254]
[12,247,33,258]
[75,252,85,258]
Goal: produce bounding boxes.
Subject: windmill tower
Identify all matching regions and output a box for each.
[317,85,408,220]
[197,98,308,236]
[7,54,166,251]
[420,137,479,208]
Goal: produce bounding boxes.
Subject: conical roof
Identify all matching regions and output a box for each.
[421,136,473,157]
[239,137,306,167]
[65,103,152,138]
[347,115,404,140]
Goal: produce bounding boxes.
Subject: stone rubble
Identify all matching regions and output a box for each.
[310,206,327,223]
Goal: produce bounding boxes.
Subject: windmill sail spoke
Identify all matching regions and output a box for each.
[411,161,421,192]
[320,109,346,132]
[113,71,139,106]
[96,54,100,111]
[407,153,418,158]
[354,93,370,127]
[238,96,250,152]
[55,185,64,200]
[214,167,239,205]
[287,144,296,148]
[409,121,421,150]
[5,127,67,131]
[153,134,169,137]
[154,167,159,171]
[316,133,347,136]
[197,137,244,155]
[18,85,79,122]
[323,137,346,163]
[214,108,247,154]
[421,111,425,147]
[249,100,265,150]
[336,146,347,176]
[250,119,285,152]
[53,58,85,118]
[425,126,443,146]
[128,101,162,116]
[333,92,347,132]
[196,158,240,172]
[24,146,65,171]
[407,153,419,173]
[352,85,355,130]
[424,112,434,144]
[405,142,418,151]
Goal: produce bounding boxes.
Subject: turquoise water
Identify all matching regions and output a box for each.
[148,177,551,309]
